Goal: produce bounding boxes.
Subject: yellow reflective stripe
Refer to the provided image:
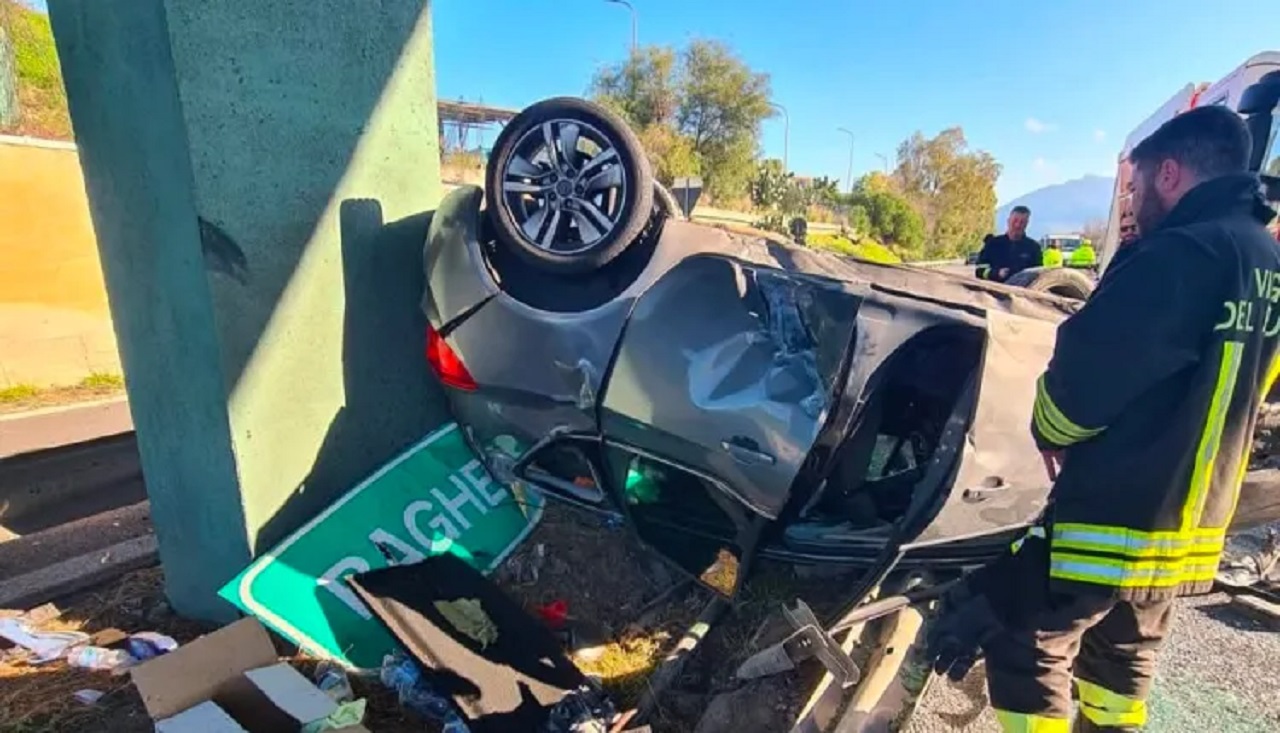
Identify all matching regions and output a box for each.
[994,710,1070,732]
[1052,523,1225,558]
[1182,341,1244,531]
[1050,551,1219,588]
[1226,346,1280,524]
[1035,376,1103,444]
[1032,398,1076,446]
[1075,679,1147,728]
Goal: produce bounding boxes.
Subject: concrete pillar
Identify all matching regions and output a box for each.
[48,0,446,619]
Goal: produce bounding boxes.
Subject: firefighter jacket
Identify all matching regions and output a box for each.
[1032,174,1280,601]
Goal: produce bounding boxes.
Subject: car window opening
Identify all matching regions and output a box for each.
[798,324,984,536]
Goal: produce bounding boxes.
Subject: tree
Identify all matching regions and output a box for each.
[893,128,1001,259]
[590,46,680,129]
[750,158,791,211]
[590,40,773,203]
[854,189,926,253]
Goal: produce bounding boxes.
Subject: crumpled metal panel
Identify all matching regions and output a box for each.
[600,255,858,518]
[908,309,1059,546]
[420,186,498,329]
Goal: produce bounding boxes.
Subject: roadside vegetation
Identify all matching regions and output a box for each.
[0,0,72,140]
[0,373,125,413]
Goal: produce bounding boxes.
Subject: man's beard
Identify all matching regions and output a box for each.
[1135,185,1169,236]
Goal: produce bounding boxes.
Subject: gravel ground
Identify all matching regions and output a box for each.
[904,591,1280,732]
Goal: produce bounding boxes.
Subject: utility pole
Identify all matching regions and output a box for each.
[837,127,855,194]
[769,102,790,172]
[605,0,638,55]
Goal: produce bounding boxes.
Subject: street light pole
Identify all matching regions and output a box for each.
[837,127,855,194]
[769,102,790,172]
[875,153,889,174]
[605,0,638,55]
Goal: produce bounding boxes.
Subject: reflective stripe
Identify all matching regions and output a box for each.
[1050,551,1219,588]
[1182,341,1244,530]
[994,710,1070,732]
[1076,679,1147,728]
[1227,346,1280,523]
[1052,523,1225,558]
[1009,525,1047,554]
[976,264,991,277]
[1034,376,1103,446]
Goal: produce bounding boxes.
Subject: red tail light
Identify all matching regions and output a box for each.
[426,323,477,391]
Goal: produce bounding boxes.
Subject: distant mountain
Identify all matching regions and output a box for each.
[996,175,1116,237]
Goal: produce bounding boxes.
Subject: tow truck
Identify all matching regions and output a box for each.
[1010,52,1280,299]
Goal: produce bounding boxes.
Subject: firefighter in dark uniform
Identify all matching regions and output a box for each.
[927,106,1280,732]
[976,205,1043,282]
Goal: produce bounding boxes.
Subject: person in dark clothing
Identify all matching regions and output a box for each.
[927,106,1280,732]
[976,205,1043,282]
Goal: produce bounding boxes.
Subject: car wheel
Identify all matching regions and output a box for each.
[1005,267,1095,300]
[485,97,655,276]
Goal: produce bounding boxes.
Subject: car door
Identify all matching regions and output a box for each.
[597,254,859,520]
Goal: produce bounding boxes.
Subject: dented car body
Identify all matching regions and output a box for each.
[421,185,1094,593]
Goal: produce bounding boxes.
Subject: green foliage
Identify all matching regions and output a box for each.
[0,0,71,139]
[750,158,790,211]
[892,128,1000,260]
[590,39,773,203]
[846,187,925,253]
[807,233,901,264]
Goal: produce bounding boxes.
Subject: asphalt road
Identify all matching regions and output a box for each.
[905,592,1280,732]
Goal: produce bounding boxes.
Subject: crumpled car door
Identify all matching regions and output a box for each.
[598,254,858,519]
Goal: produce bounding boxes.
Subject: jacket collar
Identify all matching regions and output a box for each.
[1157,173,1276,231]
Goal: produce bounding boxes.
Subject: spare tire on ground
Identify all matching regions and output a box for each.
[1005,267,1095,300]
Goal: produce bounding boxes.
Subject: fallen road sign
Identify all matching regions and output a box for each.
[219,422,543,669]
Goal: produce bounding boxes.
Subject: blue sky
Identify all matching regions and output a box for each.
[434,0,1279,202]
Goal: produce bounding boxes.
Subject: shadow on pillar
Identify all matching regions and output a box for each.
[256,199,449,549]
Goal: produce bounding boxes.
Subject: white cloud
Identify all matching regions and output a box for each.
[1025,117,1057,134]
[1093,129,1107,142]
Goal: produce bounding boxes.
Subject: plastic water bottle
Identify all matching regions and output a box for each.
[66,646,134,671]
[314,661,355,703]
[380,653,470,733]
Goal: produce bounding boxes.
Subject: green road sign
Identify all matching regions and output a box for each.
[219,422,543,669]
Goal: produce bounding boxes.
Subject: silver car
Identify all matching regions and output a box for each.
[420,97,1277,602]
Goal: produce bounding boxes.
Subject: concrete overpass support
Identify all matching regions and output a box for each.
[48,0,446,619]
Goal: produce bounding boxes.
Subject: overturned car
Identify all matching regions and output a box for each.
[420,97,1279,602]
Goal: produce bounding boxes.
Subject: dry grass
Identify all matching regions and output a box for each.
[0,377,124,414]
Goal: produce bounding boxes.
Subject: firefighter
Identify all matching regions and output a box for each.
[1069,238,1097,267]
[976,206,1042,282]
[1042,241,1064,268]
[926,106,1280,732]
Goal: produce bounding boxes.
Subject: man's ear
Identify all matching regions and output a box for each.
[1157,158,1183,195]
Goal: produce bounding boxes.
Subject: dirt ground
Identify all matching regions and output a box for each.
[0,504,865,733]
[0,380,124,415]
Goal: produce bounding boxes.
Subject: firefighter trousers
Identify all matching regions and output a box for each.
[984,592,1174,732]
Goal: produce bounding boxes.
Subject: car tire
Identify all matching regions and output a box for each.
[1005,267,1095,300]
[485,97,655,276]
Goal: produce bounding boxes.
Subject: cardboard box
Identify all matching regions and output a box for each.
[131,618,370,732]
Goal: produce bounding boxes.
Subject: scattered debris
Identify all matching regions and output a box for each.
[313,660,355,704]
[1229,594,1280,630]
[379,652,470,732]
[66,645,133,672]
[73,689,105,706]
[0,616,89,663]
[131,618,371,732]
[1218,525,1280,590]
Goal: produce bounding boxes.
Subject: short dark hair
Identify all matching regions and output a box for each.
[1130,106,1251,180]
[1011,205,1031,216]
